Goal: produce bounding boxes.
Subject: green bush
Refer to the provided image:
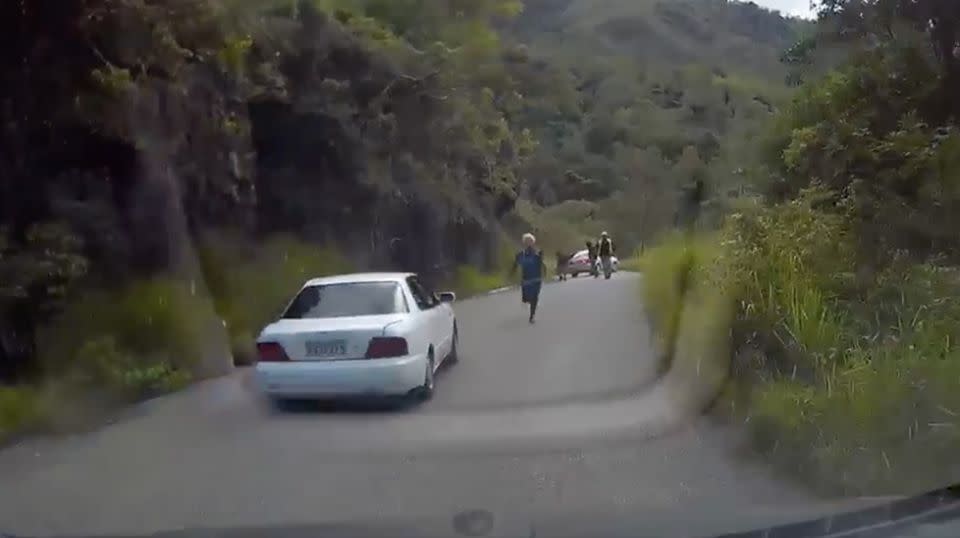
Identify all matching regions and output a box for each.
[229,330,257,367]
[714,190,857,375]
[632,231,735,397]
[197,232,352,364]
[618,253,645,272]
[0,386,44,439]
[69,336,191,401]
[217,35,253,75]
[3,273,227,438]
[29,277,209,414]
[638,191,858,370]
[449,265,509,297]
[38,277,220,378]
[671,191,960,494]
[751,320,960,494]
[635,232,722,355]
[510,199,601,254]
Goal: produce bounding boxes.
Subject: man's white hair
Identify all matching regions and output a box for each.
[522,233,536,245]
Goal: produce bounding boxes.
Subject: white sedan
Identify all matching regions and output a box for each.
[254,272,458,402]
[561,250,619,277]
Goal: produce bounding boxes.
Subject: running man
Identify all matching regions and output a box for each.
[511,233,547,323]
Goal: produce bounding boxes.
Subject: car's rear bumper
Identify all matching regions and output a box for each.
[560,262,617,274]
[255,354,428,398]
[563,262,596,273]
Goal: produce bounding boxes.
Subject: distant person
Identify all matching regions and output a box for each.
[597,231,615,279]
[555,250,571,281]
[511,233,546,324]
[388,237,407,270]
[585,240,599,278]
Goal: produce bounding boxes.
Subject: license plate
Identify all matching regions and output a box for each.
[305,340,347,357]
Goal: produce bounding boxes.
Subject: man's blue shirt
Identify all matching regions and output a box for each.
[516,248,543,283]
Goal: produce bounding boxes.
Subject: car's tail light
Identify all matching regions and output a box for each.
[365,337,409,359]
[257,342,289,362]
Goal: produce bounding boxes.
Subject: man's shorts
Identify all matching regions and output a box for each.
[521,282,542,303]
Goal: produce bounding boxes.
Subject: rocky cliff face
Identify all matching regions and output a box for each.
[2,1,256,276]
[246,11,514,279]
[3,2,516,278]
[0,1,519,379]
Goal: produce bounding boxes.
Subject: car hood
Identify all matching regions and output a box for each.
[11,485,960,538]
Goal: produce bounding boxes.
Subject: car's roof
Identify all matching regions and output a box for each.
[303,272,415,287]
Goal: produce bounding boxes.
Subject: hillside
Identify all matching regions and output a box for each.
[515,0,805,77]
[500,0,809,246]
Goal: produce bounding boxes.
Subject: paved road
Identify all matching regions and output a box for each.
[1,273,878,537]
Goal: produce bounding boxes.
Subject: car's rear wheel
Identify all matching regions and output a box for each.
[418,353,436,401]
[572,272,579,278]
[447,325,459,364]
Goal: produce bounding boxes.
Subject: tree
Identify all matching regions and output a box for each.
[673,146,708,229]
[1,223,87,381]
[818,0,960,118]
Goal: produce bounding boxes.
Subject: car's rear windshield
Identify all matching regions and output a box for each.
[282,282,407,319]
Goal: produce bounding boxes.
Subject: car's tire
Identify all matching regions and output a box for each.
[572,272,579,278]
[418,353,436,401]
[447,324,459,364]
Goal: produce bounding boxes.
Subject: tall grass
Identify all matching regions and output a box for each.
[639,190,960,494]
[0,233,354,441]
[0,276,220,440]
[38,277,220,376]
[0,387,43,439]
[751,324,960,494]
[31,276,221,414]
[444,235,523,297]
[0,234,355,441]
[632,231,735,396]
[634,232,722,357]
[448,265,509,297]
[197,232,353,365]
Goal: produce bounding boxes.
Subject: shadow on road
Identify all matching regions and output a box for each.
[269,397,417,414]
[266,361,458,415]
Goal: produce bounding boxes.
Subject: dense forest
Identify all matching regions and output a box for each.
[6,0,958,497]
[502,0,815,245]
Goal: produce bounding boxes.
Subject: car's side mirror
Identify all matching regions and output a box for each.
[438,291,457,303]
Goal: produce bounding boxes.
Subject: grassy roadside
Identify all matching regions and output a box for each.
[627,231,734,395]
[446,265,511,297]
[442,238,518,299]
[633,192,960,496]
[0,234,352,443]
[196,232,353,366]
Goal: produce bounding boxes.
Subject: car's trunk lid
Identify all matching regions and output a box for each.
[259,315,406,361]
